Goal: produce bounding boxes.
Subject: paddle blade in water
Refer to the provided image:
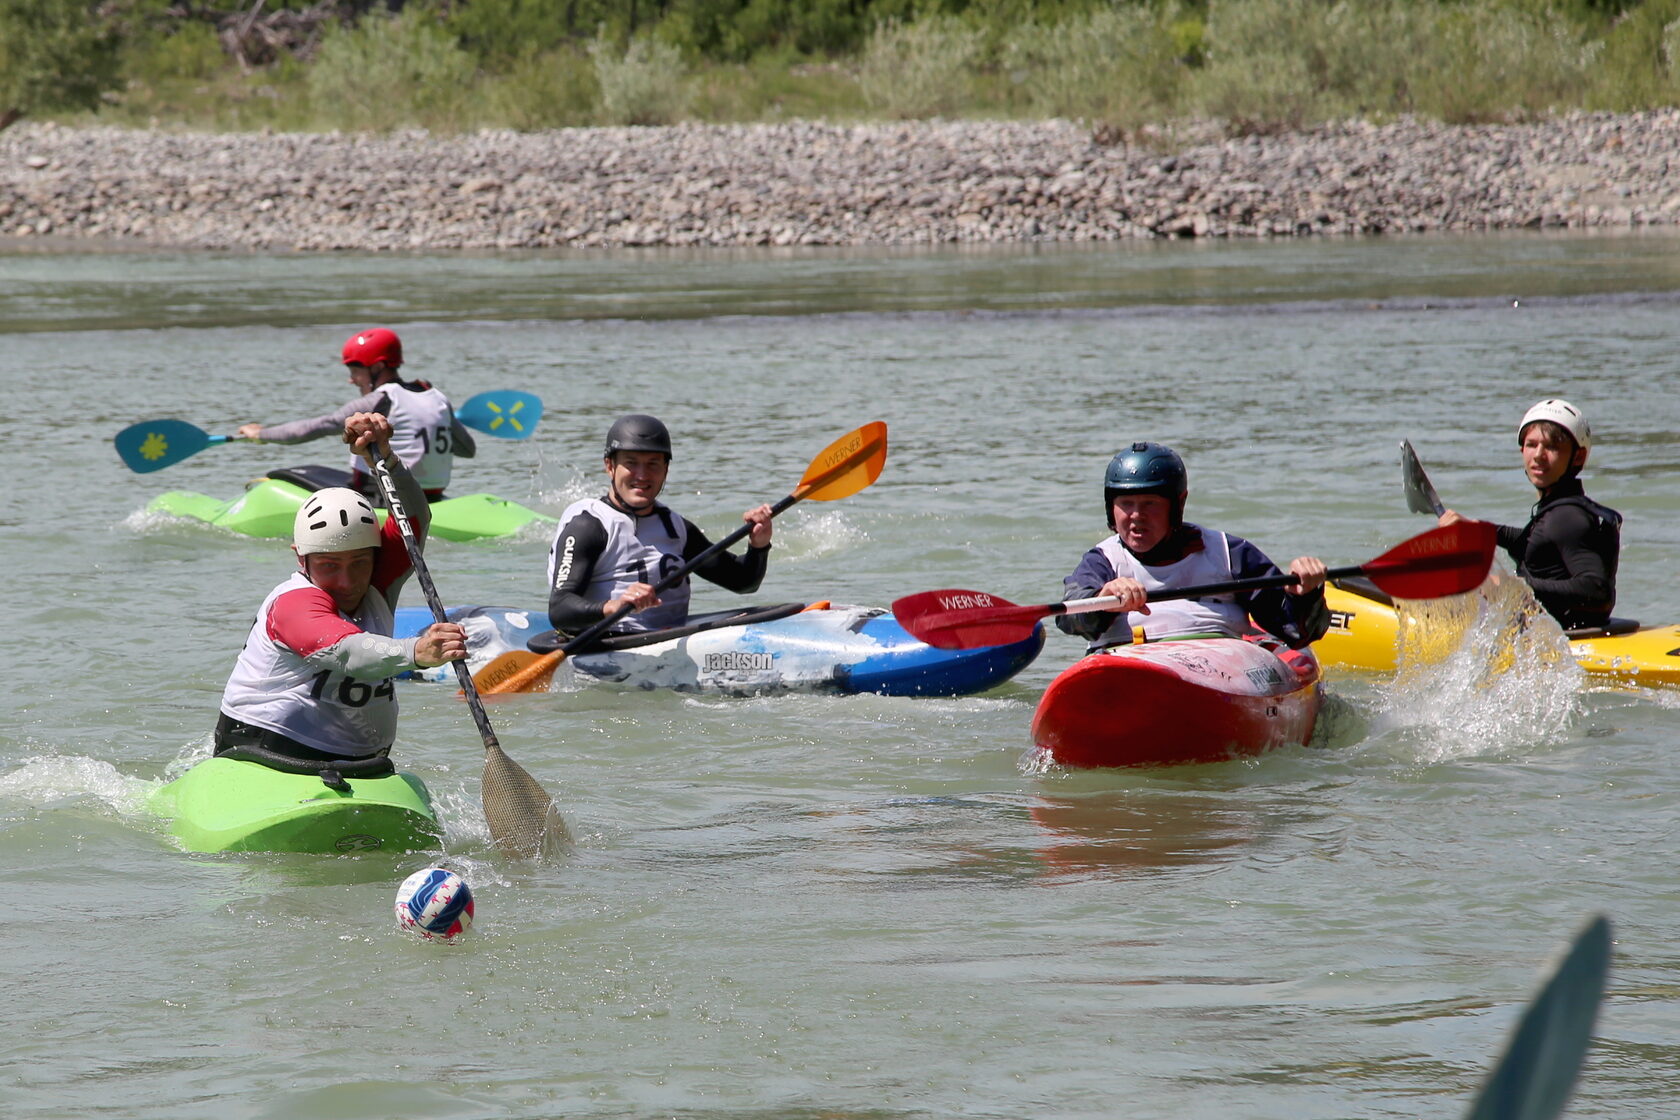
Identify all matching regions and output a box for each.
[114,419,220,473]
[893,588,1044,650]
[473,650,564,696]
[1359,520,1497,600]
[1401,439,1447,516]
[482,743,571,857]
[458,390,543,439]
[792,421,888,502]
[1464,914,1610,1120]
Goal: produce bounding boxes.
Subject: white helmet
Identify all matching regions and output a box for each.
[293,488,380,555]
[1518,399,1591,450]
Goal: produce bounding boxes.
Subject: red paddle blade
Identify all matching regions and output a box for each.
[891,588,1045,650]
[1358,520,1497,599]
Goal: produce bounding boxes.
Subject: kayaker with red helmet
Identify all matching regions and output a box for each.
[236,327,476,501]
[546,414,774,636]
[1057,442,1330,652]
[215,411,467,770]
[1437,399,1620,629]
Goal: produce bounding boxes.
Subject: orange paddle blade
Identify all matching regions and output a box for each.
[791,421,887,502]
[471,650,564,696]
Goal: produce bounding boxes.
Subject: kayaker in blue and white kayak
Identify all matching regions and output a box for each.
[546,413,775,637]
[215,411,467,770]
[236,327,476,502]
[1058,441,1331,652]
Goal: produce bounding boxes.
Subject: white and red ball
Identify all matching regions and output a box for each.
[394,867,474,940]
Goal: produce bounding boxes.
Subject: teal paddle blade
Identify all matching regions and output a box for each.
[115,419,223,473]
[457,390,543,439]
[1465,914,1611,1120]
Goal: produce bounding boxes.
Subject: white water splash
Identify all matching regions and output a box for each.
[1371,564,1581,763]
[0,754,158,813]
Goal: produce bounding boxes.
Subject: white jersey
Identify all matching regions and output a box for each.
[1088,528,1249,650]
[219,572,402,756]
[349,382,455,490]
[548,497,692,632]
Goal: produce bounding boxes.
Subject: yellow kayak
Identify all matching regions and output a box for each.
[1318,578,1680,688]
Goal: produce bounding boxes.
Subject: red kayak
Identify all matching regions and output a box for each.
[1031,635,1322,768]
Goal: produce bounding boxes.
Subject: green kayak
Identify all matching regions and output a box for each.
[148,464,552,543]
[150,756,442,854]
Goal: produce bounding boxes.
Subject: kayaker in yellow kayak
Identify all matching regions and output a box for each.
[1057,442,1330,652]
[214,412,468,771]
[236,327,477,502]
[546,414,774,637]
[1436,399,1621,630]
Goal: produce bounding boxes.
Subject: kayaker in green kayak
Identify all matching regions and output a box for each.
[545,413,775,636]
[214,411,468,772]
[1057,441,1331,653]
[1436,399,1621,630]
[236,327,477,502]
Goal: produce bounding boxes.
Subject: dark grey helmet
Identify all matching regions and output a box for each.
[1103,441,1188,528]
[604,414,672,459]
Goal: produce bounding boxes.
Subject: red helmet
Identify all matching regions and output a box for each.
[342,328,403,368]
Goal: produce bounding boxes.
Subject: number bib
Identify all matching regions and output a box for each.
[218,572,400,756]
[548,497,692,632]
[349,382,455,490]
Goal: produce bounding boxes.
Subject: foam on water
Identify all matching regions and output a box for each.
[1371,566,1582,763]
[0,753,158,814]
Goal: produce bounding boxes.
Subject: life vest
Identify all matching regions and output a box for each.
[547,497,692,632]
[348,380,454,491]
[1087,529,1249,651]
[218,572,400,756]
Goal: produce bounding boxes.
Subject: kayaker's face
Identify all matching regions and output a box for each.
[345,361,395,396]
[1111,494,1172,554]
[606,451,668,512]
[298,547,378,613]
[1520,423,1585,491]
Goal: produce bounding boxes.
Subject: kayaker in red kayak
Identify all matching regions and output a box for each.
[545,414,774,637]
[214,412,468,772]
[1057,442,1331,652]
[236,327,477,502]
[1436,399,1620,630]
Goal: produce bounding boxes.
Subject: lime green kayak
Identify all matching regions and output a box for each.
[149,756,442,854]
[148,465,552,543]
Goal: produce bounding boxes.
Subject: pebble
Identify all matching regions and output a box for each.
[1,113,1676,251]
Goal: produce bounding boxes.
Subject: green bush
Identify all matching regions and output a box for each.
[857,15,986,118]
[1409,4,1598,123]
[0,0,122,121]
[306,10,480,131]
[474,45,600,127]
[1002,5,1185,126]
[588,31,693,124]
[1585,0,1680,109]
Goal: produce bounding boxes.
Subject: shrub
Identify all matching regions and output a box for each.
[857,15,985,119]
[1002,5,1185,126]
[588,31,693,124]
[0,0,122,124]
[1408,4,1598,123]
[1585,0,1680,109]
[306,10,479,132]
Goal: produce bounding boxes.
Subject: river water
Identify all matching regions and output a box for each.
[4,231,1679,1119]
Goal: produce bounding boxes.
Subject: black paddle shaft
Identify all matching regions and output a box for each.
[370,455,502,752]
[555,491,796,656]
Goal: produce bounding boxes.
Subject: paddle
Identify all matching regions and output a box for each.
[1402,438,1448,517]
[114,390,543,473]
[367,447,568,858]
[114,419,241,474]
[456,390,544,439]
[471,421,890,696]
[892,521,1498,650]
[1463,913,1610,1120]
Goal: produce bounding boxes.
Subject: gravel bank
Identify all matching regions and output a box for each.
[2,114,1677,251]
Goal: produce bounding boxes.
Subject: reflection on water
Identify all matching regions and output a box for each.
[1029,791,1262,877]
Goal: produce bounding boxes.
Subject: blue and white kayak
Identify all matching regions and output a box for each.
[394,602,1043,697]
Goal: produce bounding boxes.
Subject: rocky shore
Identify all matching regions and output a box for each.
[2,113,1677,251]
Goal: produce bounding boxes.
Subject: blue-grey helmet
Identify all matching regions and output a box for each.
[1103,442,1188,529]
[604,414,672,459]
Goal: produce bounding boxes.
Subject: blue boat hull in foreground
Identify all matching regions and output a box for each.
[395,602,1043,697]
